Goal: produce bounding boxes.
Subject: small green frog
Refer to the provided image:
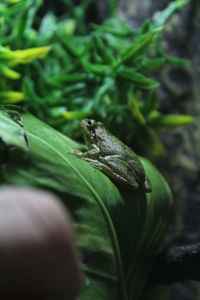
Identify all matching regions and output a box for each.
[74,119,152,193]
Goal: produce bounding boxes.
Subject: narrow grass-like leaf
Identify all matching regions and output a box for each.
[139,57,166,73]
[117,67,159,89]
[0,0,30,16]
[153,0,189,27]
[0,63,21,79]
[45,73,88,88]
[115,28,161,66]
[62,110,92,120]
[148,114,194,127]
[92,33,114,65]
[141,91,158,116]
[60,36,83,57]
[0,91,24,103]
[81,57,110,74]
[0,45,52,64]
[128,92,146,125]
[164,55,189,67]
[92,22,136,37]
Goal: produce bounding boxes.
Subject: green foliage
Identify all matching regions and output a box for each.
[0,45,51,102]
[0,0,192,155]
[0,105,173,300]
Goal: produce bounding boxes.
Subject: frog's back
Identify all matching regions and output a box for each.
[96,127,123,152]
[96,126,139,159]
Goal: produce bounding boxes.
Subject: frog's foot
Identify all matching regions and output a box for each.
[72,147,100,159]
[72,149,83,157]
[144,176,152,193]
[72,145,100,159]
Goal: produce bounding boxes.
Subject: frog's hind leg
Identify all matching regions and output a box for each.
[99,155,139,190]
[144,175,152,193]
[81,157,134,187]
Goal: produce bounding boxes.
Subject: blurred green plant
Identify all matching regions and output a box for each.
[0,45,51,102]
[0,0,193,154]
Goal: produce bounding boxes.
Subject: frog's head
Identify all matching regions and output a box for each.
[80,119,103,143]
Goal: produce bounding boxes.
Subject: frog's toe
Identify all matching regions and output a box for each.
[72,149,82,156]
[128,178,139,190]
[144,176,152,193]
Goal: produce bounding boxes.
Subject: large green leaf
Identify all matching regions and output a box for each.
[0,106,173,300]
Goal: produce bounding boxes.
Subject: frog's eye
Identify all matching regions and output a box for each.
[86,119,95,129]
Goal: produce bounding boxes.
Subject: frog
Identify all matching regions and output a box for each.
[73,119,152,193]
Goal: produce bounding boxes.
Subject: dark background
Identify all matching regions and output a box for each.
[117,0,200,299]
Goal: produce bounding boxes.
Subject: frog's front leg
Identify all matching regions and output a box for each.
[73,144,100,159]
